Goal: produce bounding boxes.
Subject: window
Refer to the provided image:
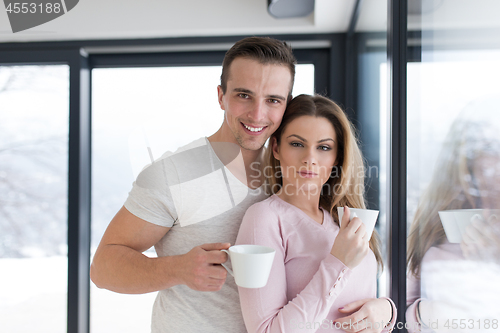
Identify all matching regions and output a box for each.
[406,50,500,330]
[0,65,69,333]
[355,0,390,300]
[90,64,315,332]
[404,1,500,330]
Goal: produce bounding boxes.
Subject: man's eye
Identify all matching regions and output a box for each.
[238,93,249,99]
[268,99,279,104]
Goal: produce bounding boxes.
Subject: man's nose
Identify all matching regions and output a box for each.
[247,100,266,122]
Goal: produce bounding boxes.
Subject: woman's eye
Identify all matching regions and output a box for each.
[319,145,331,151]
[291,142,303,148]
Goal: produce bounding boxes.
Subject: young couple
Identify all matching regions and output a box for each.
[90,36,396,333]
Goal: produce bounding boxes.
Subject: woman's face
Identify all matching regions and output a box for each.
[474,153,500,210]
[272,115,338,196]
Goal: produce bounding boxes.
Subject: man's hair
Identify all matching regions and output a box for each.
[220,37,296,95]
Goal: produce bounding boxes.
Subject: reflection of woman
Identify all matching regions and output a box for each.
[236,95,396,333]
[406,97,500,332]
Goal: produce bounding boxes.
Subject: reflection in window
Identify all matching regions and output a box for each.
[90,64,315,332]
[406,51,500,330]
[0,65,69,333]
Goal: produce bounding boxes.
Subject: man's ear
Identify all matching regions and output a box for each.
[271,137,280,161]
[217,85,225,110]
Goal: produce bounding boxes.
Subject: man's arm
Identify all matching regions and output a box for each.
[90,206,230,294]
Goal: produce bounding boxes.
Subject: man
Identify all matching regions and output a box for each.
[90,37,296,332]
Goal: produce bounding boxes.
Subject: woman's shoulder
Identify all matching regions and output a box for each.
[242,195,291,227]
[238,195,288,243]
[246,194,285,214]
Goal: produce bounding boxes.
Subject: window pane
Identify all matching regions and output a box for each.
[357,0,390,300]
[292,64,314,97]
[406,1,500,330]
[0,65,69,333]
[90,64,315,332]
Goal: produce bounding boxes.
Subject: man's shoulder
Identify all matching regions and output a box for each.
[173,137,207,154]
[135,137,209,187]
[157,137,207,160]
[156,137,215,169]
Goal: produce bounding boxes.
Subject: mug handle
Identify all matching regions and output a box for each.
[220,249,234,277]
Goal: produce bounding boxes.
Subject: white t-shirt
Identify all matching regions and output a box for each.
[124,137,268,333]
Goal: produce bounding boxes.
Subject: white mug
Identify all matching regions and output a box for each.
[337,207,379,239]
[221,245,275,289]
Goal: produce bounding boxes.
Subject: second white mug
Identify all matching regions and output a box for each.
[438,209,500,243]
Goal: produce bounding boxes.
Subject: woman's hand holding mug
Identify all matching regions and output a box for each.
[330,206,369,269]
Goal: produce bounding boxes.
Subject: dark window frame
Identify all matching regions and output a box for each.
[387,0,408,329]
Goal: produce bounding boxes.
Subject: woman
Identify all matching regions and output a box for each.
[235,94,396,333]
[406,97,500,332]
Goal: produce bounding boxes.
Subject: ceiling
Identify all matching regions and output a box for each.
[0,0,357,43]
[1,0,499,44]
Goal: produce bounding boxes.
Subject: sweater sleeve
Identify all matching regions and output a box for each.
[235,204,353,333]
[380,297,398,332]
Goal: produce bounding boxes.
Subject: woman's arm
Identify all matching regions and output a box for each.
[236,204,353,333]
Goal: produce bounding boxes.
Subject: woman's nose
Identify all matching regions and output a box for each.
[302,149,317,165]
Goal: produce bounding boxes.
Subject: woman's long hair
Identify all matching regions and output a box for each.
[407,97,500,277]
[265,94,384,271]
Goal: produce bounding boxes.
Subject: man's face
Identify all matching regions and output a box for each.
[217,57,292,151]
